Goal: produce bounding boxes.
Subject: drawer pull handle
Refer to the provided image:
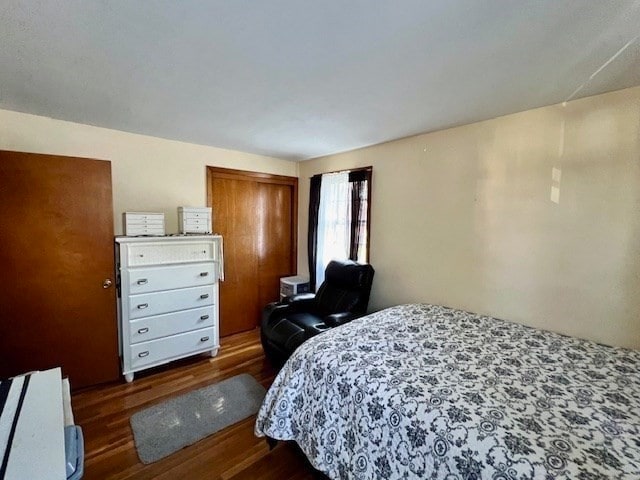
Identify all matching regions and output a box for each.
[200,336,210,342]
[200,315,210,320]
[200,294,209,299]
[138,327,149,334]
[199,272,209,277]
[137,303,149,309]
[138,351,149,358]
[137,279,148,285]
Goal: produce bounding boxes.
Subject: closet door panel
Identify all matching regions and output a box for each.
[257,182,294,311]
[210,177,259,336]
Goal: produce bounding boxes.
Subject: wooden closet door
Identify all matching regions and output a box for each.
[208,168,297,337]
[0,151,119,389]
[257,183,294,311]
[210,177,260,337]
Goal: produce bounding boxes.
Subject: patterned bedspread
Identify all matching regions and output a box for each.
[255,304,640,479]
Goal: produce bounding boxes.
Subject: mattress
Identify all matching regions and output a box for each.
[255,304,640,479]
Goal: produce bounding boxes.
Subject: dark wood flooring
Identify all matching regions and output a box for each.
[72,329,316,479]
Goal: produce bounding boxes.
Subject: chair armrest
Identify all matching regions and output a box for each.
[263,300,284,317]
[262,302,290,327]
[283,293,316,311]
[262,293,316,327]
[323,312,356,327]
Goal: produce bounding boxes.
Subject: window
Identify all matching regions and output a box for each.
[308,167,372,290]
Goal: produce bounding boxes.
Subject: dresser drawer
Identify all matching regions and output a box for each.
[128,285,214,319]
[126,214,164,225]
[126,225,165,236]
[127,241,216,266]
[129,306,215,343]
[183,224,209,233]
[183,211,209,219]
[184,217,209,226]
[130,327,216,369]
[127,262,217,294]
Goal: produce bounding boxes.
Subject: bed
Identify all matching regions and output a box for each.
[255,303,640,479]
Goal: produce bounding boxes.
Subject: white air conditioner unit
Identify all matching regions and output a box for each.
[280,275,310,300]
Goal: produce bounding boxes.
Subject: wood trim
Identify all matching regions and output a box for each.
[310,165,372,179]
[206,166,298,272]
[207,166,298,186]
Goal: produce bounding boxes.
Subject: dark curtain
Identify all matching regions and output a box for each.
[307,175,322,290]
[348,169,371,261]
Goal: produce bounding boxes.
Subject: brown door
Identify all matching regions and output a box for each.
[207,167,297,337]
[257,183,294,310]
[0,151,120,389]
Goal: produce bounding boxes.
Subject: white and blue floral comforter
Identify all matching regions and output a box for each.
[255,304,640,479]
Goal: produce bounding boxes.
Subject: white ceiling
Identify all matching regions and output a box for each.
[1,1,639,161]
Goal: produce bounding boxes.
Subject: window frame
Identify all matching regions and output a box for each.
[310,165,372,264]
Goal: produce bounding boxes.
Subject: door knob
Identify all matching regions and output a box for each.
[103,278,113,289]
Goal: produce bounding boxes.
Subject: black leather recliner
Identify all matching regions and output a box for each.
[260,260,375,367]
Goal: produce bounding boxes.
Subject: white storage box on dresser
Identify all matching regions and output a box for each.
[178,207,212,234]
[123,212,165,236]
[115,235,224,382]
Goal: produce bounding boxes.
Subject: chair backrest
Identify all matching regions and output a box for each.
[314,260,375,316]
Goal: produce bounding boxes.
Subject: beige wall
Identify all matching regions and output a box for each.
[0,109,298,234]
[298,86,640,349]
[2,87,639,348]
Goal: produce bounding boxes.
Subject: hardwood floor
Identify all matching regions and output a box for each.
[72,329,316,479]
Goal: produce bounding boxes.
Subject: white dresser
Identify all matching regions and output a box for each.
[115,235,224,382]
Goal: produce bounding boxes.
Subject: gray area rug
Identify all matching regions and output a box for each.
[130,373,266,464]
